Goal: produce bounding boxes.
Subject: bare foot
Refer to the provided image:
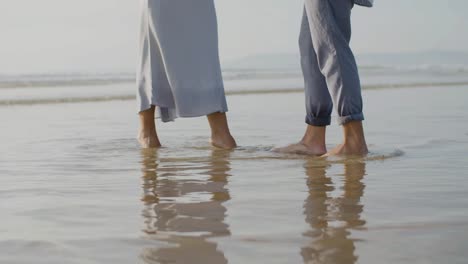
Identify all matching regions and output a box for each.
[211,134,237,150]
[273,142,327,156]
[274,125,327,156]
[323,121,368,157]
[322,142,368,157]
[207,112,237,150]
[138,106,161,148]
[138,131,161,148]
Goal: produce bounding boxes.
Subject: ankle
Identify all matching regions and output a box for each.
[301,135,326,149]
[300,138,325,149]
[211,132,237,149]
[342,138,368,152]
[301,125,326,146]
[212,130,233,140]
[343,133,366,145]
[139,127,157,138]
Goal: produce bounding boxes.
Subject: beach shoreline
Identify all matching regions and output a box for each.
[1,85,468,263]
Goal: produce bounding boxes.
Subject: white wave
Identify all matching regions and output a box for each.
[2,81,468,106]
[360,64,468,74]
[0,72,135,89]
[1,63,468,89]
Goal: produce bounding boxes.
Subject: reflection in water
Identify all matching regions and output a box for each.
[139,149,232,264]
[302,160,367,264]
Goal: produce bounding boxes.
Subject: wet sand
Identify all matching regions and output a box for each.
[1,85,468,263]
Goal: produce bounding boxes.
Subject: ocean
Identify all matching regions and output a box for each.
[2,60,468,106]
[1,54,468,264]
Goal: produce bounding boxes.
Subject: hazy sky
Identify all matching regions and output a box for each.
[0,0,467,73]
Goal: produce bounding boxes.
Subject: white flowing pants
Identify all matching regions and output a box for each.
[137,0,228,122]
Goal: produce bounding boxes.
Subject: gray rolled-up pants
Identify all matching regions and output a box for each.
[300,0,364,126]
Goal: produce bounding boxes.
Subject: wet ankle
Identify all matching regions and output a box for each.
[300,137,325,149]
[211,133,236,149]
[301,127,326,149]
[212,130,232,139]
[343,136,366,147]
[139,129,157,139]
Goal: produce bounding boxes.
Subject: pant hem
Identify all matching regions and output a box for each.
[306,116,331,127]
[338,113,364,125]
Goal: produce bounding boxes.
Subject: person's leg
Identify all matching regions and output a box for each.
[323,121,368,156]
[207,112,236,149]
[304,0,367,156]
[138,106,162,148]
[137,2,169,148]
[274,8,331,156]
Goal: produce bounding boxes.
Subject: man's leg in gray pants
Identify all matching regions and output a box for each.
[275,0,368,156]
[299,8,334,127]
[303,0,364,125]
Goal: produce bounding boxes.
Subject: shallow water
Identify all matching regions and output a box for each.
[1,86,468,263]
